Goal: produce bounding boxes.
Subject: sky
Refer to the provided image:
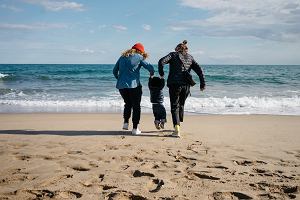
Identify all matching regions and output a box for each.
[0,0,300,64]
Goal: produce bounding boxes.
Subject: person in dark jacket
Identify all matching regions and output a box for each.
[158,40,205,137]
[148,77,167,129]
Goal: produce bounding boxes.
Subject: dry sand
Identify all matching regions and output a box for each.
[0,113,299,200]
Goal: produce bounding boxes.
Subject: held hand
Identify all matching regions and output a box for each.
[150,71,154,77]
[160,76,164,79]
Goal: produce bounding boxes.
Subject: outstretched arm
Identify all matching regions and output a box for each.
[158,53,172,77]
[113,58,120,79]
[191,59,205,90]
[140,60,155,76]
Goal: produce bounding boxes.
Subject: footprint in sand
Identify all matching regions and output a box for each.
[14,155,31,161]
[250,181,298,193]
[99,174,105,182]
[38,155,56,160]
[106,190,147,200]
[80,174,105,188]
[105,145,119,151]
[252,168,296,180]
[233,160,267,166]
[12,189,82,199]
[132,170,155,177]
[207,165,229,170]
[0,175,35,185]
[11,168,28,175]
[167,151,198,164]
[89,161,99,168]
[210,191,252,200]
[101,184,118,190]
[66,150,85,155]
[40,174,73,187]
[147,178,164,193]
[70,165,90,172]
[192,172,220,180]
[186,142,203,153]
[132,156,144,162]
[252,168,273,176]
[278,159,300,167]
[283,150,300,160]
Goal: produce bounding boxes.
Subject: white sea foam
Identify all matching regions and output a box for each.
[0,96,300,115]
[0,73,9,78]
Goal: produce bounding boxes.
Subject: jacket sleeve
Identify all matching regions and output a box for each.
[158,53,172,77]
[139,59,155,75]
[191,58,205,87]
[113,58,120,79]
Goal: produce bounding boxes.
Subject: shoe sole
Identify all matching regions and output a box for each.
[172,134,180,138]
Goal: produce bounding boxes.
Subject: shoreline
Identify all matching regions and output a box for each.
[0,113,299,199]
[1,112,300,116]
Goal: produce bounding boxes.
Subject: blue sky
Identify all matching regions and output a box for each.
[0,0,300,64]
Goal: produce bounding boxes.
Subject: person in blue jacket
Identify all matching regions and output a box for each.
[113,43,154,135]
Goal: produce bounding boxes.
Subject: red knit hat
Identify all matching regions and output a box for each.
[132,43,145,53]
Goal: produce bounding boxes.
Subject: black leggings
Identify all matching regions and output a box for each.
[119,86,142,129]
[169,84,190,126]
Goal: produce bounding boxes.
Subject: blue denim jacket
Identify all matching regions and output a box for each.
[113,53,154,89]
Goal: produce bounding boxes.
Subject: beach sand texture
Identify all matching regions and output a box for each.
[0,114,299,199]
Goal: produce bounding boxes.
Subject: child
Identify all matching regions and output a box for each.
[148,77,167,129]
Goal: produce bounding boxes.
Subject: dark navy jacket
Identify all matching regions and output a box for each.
[158,52,205,87]
[148,77,165,104]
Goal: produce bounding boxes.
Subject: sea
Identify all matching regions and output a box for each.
[0,64,300,115]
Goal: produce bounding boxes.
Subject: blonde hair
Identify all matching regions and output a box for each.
[122,49,148,59]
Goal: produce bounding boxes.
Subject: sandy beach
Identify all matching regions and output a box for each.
[0,113,299,199]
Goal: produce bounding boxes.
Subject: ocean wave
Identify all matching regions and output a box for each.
[0,73,9,79]
[205,74,287,85]
[0,73,18,81]
[0,96,299,115]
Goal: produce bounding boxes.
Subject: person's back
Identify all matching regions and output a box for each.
[159,51,204,87]
[158,40,205,137]
[113,43,154,135]
[148,77,165,104]
[114,53,148,89]
[148,77,166,129]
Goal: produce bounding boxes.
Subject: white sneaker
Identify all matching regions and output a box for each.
[132,128,141,135]
[122,123,129,130]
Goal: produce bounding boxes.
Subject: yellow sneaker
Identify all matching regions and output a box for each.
[172,125,181,138]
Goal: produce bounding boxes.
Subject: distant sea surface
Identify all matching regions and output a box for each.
[1,64,300,115]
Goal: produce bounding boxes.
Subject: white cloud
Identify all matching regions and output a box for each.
[24,0,84,11]
[190,50,205,56]
[142,24,151,31]
[0,23,67,30]
[0,4,22,12]
[112,25,127,31]
[79,48,95,54]
[175,0,300,42]
[169,25,188,31]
